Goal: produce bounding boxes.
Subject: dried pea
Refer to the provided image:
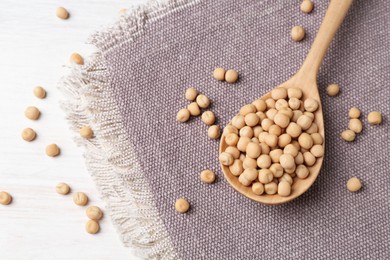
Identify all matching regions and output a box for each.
[225,69,239,83]
[21,128,36,142]
[200,170,216,184]
[185,88,198,101]
[291,26,305,42]
[175,198,190,213]
[347,177,362,192]
[367,111,382,125]
[300,0,314,13]
[70,53,84,65]
[213,68,225,81]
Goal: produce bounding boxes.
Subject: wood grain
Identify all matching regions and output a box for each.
[0,0,144,259]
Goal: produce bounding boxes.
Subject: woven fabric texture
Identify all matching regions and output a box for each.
[66,0,390,259]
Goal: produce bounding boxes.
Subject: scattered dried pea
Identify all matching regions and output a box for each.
[200,170,216,184]
[326,84,340,96]
[33,86,46,99]
[349,119,363,133]
[46,144,60,157]
[73,192,88,206]
[25,106,40,120]
[300,0,314,13]
[86,206,103,221]
[0,191,12,205]
[70,53,84,65]
[196,94,210,108]
[21,128,36,142]
[176,108,190,122]
[175,198,190,213]
[86,220,100,234]
[347,177,362,192]
[56,183,70,195]
[208,125,220,139]
[201,111,216,125]
[80,126,93,139]
[291,26,305,42]
[119,8,127,14]
[187,102,201,116]
[225,69,238,83]
[185,88,198,101]
[56,7,69,20]
[341,129,356,142]
[349,107,361,119]
[367,111,382,125]
[213,68,225,81]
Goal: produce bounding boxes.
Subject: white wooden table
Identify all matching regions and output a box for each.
[0,1,143,259]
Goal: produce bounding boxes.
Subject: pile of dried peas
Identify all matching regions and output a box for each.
[219,87,324,197]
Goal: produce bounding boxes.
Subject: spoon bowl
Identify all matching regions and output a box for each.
[219,0,353,204]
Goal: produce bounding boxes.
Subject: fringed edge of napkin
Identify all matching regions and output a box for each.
[59,54,177,259]
[90,0,201,52]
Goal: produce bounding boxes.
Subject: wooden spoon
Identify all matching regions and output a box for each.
[220,0,354,204]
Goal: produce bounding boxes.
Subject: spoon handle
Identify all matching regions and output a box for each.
[297,0,353,81]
